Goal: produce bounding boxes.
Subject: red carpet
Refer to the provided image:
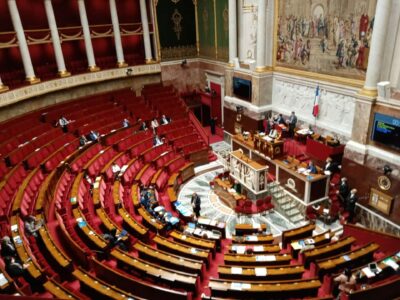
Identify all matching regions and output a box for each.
[203,126,224,144]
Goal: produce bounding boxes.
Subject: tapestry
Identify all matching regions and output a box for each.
[156,0,197,60]
[276,0,377,79]
[216,0,229,61]
[198,0,215,58]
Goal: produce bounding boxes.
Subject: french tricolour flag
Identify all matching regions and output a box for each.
[312,85,320,118]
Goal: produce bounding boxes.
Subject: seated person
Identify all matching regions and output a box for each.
[103,228,128,251]
[111,162,121,181]
[1,236,17,258]
[306,161,318,174]
[84,173,94,193]
[122,118,130,128]
[139,120,148,131]
[160,114,170,125]
[153,134,163,147]
[333,268,356,298]
[79,134,89,146]
[57,115,73,132]
[275,113,285,125]
[268,128,279,139]
[4,256,29,278]
[24,215,43,239]
[151,118,159,132]
[88,130,100,142]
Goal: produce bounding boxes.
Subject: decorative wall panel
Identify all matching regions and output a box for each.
[198,0,215,59]
[276,0,377,80]
[156,0,197,60]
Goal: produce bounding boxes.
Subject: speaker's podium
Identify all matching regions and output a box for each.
[229,149,269,197]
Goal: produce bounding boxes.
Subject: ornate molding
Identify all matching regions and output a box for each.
[0,64,161,108]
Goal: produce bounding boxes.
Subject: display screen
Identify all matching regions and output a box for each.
[371,113,400,150]
[233,77,252,102]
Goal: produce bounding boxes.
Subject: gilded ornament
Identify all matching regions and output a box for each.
[171,9,183,40]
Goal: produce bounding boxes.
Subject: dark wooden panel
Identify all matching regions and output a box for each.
[223,107,262,135]
[341,157,400,224]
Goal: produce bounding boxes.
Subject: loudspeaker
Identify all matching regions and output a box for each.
[377,81,390,99]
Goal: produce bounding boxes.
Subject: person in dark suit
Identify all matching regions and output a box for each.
[1,236,17,258]
[103,228,128,251]
[337,177,349,205]
[191,192,201,219]
[210,117,217,135]
[4,256,29,277]
[345,189,358,223]
[287,111,297,137]
[306,161,318,174]
[324,157,338,174]
[139,120,148,131]
[276,114,285,125]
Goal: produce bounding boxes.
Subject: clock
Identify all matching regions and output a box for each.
[377,175,391,191]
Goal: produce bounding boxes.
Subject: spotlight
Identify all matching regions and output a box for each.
[383,165,392,175]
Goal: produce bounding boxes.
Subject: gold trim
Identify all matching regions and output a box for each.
[0,84,9,93]
[88,65,100,72]
[194,0,200,56]
[358,87,378,97]
[151,0,161,61]
[213,0,218,59]
[255,66,272,73]
[272,0,278,68]
[116,61,128,68]
[273,66,364,88]
[145,58,155,64]
[228,62,235,67]
[26,76,41,84]
[58,70,71,78]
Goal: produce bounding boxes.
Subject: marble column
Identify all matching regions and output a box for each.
[44,0,70,77]
[109,0,127,67]
[77,0,99,71]
[265,0,275,67]
[361,0,391,96]
[228,0,237,67]
[255,0,267,72]
[139,0,153,63]
[7,0,40,84]
[0,76,9,92]
[148,0,159,62]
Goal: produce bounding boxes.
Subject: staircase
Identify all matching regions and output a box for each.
[267,182,305,225]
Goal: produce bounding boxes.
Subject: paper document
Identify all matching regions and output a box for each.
[362,267,376,278]
[0,273,8,286]
[231,267,243,274]
[255,267,267,276]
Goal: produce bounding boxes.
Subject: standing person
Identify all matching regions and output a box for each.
[1,236,17,258]
[333,268,356,299]
[191,192,201,219]
[324,157,338,175]
[287,111,297,138]
[24,215,43,239]
[210,117,217,135]
[337,177,349,205]
[345,189,358,223]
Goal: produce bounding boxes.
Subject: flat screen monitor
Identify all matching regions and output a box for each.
[233,77,252,102]
[371,113,400,150]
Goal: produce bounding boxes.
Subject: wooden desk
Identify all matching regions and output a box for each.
[111,249,198,292]
[153,234,210,266]
[118,207,149,239]
[235,223,267,236]
[224,253,292,266]
[137,207,165,232]
[290,230,334,258]
[231,234,274,244]
[228,243,281,254]
[253,134,284,159]
[91,256,188,300]
[197,217,226,238]
[170,230,216,256]
[316,242,380,278]
[347,275,400,300]
[218,264,305,281]
[134,240,203,276]
[43,279,80,299]
[73,268,135,299]
[213,178,246,209]
[282,223,315,249]
[306,137,345,162]
[302,236,356,267]
[275,159,329,203]
[208,278,321,299]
